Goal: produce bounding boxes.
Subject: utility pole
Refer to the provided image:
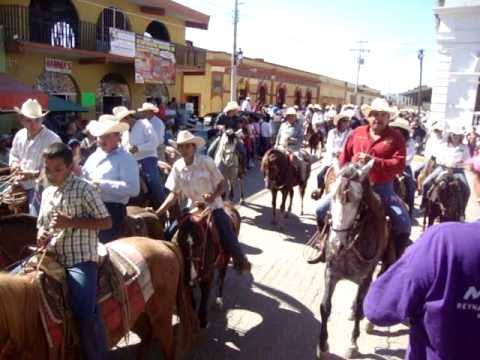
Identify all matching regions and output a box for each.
[230,0,239,102]
[417,49,425,115]
[350,41,370,105]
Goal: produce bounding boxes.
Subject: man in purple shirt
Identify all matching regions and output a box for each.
[364,221,480,360]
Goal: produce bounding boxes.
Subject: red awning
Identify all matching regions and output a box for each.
[0,73,48,111]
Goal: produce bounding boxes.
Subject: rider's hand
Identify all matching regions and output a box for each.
[357,152,372,164]
[129,145,139,154]
[202,193,215,203]
[50,211,73,229]
[37,228,50,248]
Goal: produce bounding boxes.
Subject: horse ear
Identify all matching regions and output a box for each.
[357,159,375,180]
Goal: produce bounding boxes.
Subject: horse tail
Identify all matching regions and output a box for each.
[162,241,199,351]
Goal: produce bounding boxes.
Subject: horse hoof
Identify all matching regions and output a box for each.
[365,322,375,334]
[215,297,224,309]
[345,346,360,359]
[316,344,329,359]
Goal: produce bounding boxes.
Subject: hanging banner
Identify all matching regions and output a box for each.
[109,28,135,58]
[135,35,176,85]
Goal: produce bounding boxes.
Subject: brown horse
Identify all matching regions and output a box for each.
[304,121,322,156]
[0,214,37,269]
[0,237,198,360]
[173,202,241,328]
[261,149,310,224]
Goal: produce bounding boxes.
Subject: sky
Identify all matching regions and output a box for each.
[177,0,437,94]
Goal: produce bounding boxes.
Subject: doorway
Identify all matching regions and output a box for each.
[185,95,200,116]
[103,96,123,114]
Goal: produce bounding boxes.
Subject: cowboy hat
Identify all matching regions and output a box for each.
[87,115,129,137]
[333,110,354,126]
[285,107,297,116]
[389,118,411,133]
[431,121,444,131]
[170,130,205,148]
[447,124,466,136]
[307,104,314,109]
[313,104,323,111]
[245,97,251,101]
[223,101,240,113]
[361,98,395,117]
[14,98,49,119]
[137,102,159,113]
[112,106,136,122]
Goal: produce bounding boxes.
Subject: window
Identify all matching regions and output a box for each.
[212,73,223,94]
[51,21,76,49]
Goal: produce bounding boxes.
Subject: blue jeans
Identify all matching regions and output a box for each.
[67,261,108,360]
[99,202,126,244]
[315,181,411,236]
[404,166,416,216]
[139,156,166,209]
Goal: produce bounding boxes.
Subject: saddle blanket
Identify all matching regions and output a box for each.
[23,241,154,349]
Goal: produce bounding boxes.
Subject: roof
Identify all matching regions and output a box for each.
[0,73,48,111]
[48,96,89,113]
[130,0,210,29]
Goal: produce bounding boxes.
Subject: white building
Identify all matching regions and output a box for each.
[431,0,480,128]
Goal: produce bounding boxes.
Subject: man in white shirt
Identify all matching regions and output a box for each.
[10,98,61,215]
[113,106,165,208]
[241,97,252,112]
[259,117,272,155]
[138,102,166,161]
[413,121,445,178]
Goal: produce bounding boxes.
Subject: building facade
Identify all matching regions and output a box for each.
[0,0,209,122]
[431,0,480,127]
[183,51,380,116]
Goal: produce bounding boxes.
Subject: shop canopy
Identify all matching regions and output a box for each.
[48,96,88,113]
[0,73,48,111]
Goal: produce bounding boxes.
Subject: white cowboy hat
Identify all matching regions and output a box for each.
[447,124,466,136]
[313,104,322,111]
[285,107,297,116]
[333,110,354,126]
[14,98,49,119]
[170,130,205,148]
[431,121,444,131]
[137,102,159,113]
[246,97,251,101]
[293,105,299,110]
[87,115,129,137]
[389,118,411,133]
[112,106,136,121]
[369,98,396,115]
[223,101,240,113]
[307,104,314,109]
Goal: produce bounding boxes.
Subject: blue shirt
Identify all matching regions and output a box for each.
[364,221,480,360]
[83,147,140,205]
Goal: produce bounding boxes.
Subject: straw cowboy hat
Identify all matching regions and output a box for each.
[361,98,396,117]
[170,130,205,148]
[14,98,49,119]
[285,107,297,116]
[87,114,129,137]
[333,110,354,126]
[137,102,159,113]
[112,106,136,122]
[431,121,444,132]
[389,118,411,133]
[223,101,240,113]
[313,104,322,111]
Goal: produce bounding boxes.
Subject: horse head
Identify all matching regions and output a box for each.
[430,172,464,221]
[328,159,374,253]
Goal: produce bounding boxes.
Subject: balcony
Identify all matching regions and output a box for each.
[0,4,206,69]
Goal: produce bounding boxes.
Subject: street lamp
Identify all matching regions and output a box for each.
[417,49,425,115]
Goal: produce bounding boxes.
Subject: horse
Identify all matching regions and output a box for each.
[304,120,322,156]
[0,237,199,360]
[214,132,246,204]
[0,214,38,269]
[423,169,467,228]
[173,202,241,328]
[261,149,310,224]
[316,160,393,359]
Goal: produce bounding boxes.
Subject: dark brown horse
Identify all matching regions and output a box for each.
[173,202,241,328]
[304,121,322,156]
[261,149,310,224]
[0,214,37,269]
[316,161,395,359]
[0,237,198,360]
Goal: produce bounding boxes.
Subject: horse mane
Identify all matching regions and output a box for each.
[260,149,288,174]
[0,214,37,226]
[0,274,41,352]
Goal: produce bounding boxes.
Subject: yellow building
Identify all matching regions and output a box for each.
[183,51,381,116]
[0,0,209,130]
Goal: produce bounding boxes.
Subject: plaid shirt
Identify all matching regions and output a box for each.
[38,175,110,267]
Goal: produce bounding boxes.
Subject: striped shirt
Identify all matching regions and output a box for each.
[38,175,110,267]
[9,126,61,190]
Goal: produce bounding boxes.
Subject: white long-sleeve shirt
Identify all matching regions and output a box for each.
[424,134,445,161]
[241,100,252,112]
[9,126,61,190]
[122,119,159,161]
[149,115,165,145]
[438,143,470,168]
[323,128,351,164]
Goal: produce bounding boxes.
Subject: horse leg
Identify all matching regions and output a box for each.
[287,188,294,216]
[281,189,288,218]
[198,281,212,329]
[239,178,245,205]
[300,184,306,216]
[271,189,278,225]
[229,179,234,201]
[346,275,373,359]
[317,268,339,359]
[146,292,175,360]
[215,264,228,309]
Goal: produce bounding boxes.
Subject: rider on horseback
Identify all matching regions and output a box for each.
[315,98,411,258]
[155,130,251,273]
[412,121,444,179]
[38,143,112,359]
[274,107,309,182]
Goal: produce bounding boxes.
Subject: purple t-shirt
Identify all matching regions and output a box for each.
[364,221,480,360]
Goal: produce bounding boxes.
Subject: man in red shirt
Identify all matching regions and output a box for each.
[315,98,411,258]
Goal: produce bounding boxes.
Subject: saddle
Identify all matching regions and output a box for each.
[18,242,154,351]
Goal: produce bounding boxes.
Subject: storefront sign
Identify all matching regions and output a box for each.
[45,57,72,74]
[135,35,176,85]
[81,92,96,107]
[109,28,136,58]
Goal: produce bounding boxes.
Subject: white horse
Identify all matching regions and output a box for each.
[214,130,245,204]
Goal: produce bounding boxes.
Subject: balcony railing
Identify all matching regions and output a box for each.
[0,4,206,69]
